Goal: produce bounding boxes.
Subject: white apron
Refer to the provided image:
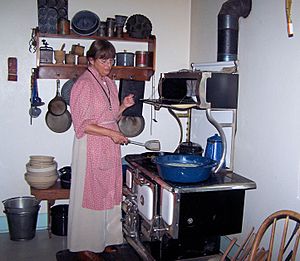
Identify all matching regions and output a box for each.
[67,135,123,253]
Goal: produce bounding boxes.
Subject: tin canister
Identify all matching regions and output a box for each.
[65,53,76,64]
[135,51,152,67]
[116,51,134,66]
[78,56,88,65]
[57,18,70,35]
[71,44,85,56]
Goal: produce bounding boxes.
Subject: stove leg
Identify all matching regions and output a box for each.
[125,235,155,261]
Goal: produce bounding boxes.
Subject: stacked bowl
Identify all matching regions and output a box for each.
[24,156,58,189]
[71,10,100,36]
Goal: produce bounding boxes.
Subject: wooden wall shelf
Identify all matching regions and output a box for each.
[33,28,156,81]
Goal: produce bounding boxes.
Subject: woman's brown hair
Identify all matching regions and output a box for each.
[86,40,116,60]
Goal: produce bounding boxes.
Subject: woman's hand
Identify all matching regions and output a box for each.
[122,94,135,109]
[111,130,129,145]
[118,94,135,120]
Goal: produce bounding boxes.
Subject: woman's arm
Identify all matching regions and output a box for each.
[84,124,128,144]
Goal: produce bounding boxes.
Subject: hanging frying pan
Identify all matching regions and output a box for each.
[118,116,145,137]
[61,78,76,105]
[45,110,72,133]
[48,79,67,116]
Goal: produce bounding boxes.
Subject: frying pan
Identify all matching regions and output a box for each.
[118,116,145,137]
[61,78,76,105]
[45,110,72,133]
[48,79,67,116]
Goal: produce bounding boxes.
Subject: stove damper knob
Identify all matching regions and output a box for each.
[187,217,194,225]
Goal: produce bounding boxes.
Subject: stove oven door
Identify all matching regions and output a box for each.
[134,173,157,223]
[124,166,135,193]
[160,187,180,239]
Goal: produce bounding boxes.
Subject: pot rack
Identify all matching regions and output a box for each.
[143,71,237,173]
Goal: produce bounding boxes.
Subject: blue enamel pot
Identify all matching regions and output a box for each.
[154,154,217,183]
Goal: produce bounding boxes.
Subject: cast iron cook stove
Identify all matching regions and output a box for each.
[122,152,256,261]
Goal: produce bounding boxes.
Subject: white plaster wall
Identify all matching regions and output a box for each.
[0,0,191,218]
[190,0,300,247]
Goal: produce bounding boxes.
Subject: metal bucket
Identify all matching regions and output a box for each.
[2,196,40,241]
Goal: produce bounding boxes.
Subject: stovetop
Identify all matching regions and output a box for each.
[125,152,256,193]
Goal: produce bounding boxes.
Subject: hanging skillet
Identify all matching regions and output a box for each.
[61,78,76,105]
[48,79,67,116]
[45,110,72,133]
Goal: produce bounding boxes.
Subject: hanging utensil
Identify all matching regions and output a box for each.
[286,0,294,37]
[118,116,145,137]
[29,106,41,118]
[48,79,67,116]
[45,110,72,133]
[129,139,161,151]
[30,69,44,107]
[29,68,44,124]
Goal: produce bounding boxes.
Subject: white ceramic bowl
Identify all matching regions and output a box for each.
[26,170,58,177]
[24,173,58,189]
[29,155,55,163]
[26,161,57,172]
[25,181,56,190]
[28,159,56,167]
[25,172,58,182]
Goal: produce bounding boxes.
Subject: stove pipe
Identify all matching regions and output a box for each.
[217,0,252,61]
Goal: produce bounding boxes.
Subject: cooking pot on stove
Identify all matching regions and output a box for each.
[175,141,203,155]
[155,154,217,183]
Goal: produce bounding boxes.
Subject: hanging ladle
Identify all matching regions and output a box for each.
[29,106,41,118]
[129,139,161,151]
[29,68,44,124]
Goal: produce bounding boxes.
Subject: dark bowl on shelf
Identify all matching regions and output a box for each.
[59,166,71,189]
[71,10,100,36]
[60,172,71,189]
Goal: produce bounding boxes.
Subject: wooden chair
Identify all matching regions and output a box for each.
[220,227,260,261]
[248,210,300,261]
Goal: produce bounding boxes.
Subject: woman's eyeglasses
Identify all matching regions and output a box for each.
[97,58,115,66]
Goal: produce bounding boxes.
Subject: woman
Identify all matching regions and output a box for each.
[68,39,135,261]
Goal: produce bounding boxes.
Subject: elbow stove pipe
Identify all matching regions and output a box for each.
[217,0,252,61]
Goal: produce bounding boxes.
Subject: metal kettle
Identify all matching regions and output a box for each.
[204,134,225,167]
[175,141,203,155]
